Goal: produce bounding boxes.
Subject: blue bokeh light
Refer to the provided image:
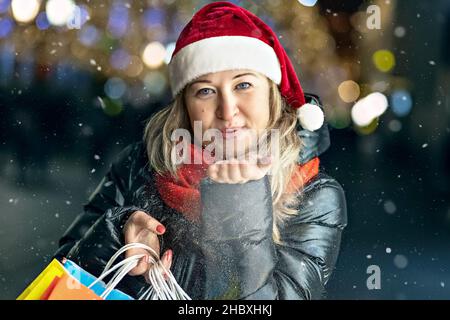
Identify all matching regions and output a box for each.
[110,48,131,70]
[0,0,10,14]
[390,90,413,117]
[36,12,50,30]
[0,17,13,38]
[107,4,129,38]
[104,77,127,99]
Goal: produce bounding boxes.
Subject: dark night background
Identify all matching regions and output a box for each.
[1,0,449,299]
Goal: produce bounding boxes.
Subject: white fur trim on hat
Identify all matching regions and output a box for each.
[168,36,282,97]
[297,103,325,131]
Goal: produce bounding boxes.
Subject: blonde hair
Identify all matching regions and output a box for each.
[143,80,304,241]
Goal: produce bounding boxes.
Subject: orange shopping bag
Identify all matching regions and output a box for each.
[45,273,103,300]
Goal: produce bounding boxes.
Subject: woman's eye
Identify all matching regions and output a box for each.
[196,88,214,96]
[236,82,252,90]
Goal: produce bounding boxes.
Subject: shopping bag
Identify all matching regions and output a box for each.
[62,259,133,300]
[16,259,65,300]
[45,273,102,300]
[40,276,61,300]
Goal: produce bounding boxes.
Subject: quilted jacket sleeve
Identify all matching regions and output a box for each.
[199,172,347,300]
[53,142,142,259]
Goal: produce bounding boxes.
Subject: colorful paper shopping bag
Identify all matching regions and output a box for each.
[62,259,134,300]
[45,273,103,300]
[16,259,66,300]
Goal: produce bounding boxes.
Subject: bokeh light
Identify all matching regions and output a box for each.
[125,55,144,78]
[338,80,360,103]
[110,49,131,70]
[11,0,40,23]
[390,89,413,117]
[0,17,14,38]
[297,0,318,7]
[107,3,129,38]
[144,71,167,96]
[78,25,100,47]
[35,12,50,30]
[0,0,11,14]
[355,117,379,135]
[141,8,166,29]
[104,77,127,100]
[351,92,388,127]
[97,96,123,116]
[46,0,76,27]
[373,49,396,73]
[142,41,166,68]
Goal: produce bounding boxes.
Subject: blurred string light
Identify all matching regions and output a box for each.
[35,11,50,30]
[144,71,167,96]
[73,5,90,28]
[78,25,100,47]
[0,17,14,38]
[125,55,143,77]
[355,117,379,135]
[0,0,11,13]
[142,41,166,68]
[351,92,388,127]
[394,26,406,38]
[388,119,402,132]
[297,0,318,7]
[338,80,360,103]
[104,77,127,99]
[107,2,129,38]
[390,89,412,117]
[11,0,40,23]
[1,0,352,125]
[110,48,131,70]
[46,0,76,26]
[141,7,166,29]
[372,49,396,73]
[97,96,123,116]
[328,105,351,129]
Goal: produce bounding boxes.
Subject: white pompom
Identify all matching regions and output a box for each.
[297,103,325,131]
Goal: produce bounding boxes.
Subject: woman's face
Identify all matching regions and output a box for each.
[184,69,271,157]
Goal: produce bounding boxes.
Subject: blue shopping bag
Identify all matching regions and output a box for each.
[62,259,134,300]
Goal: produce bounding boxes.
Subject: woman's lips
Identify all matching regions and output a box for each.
[220,127,247,140]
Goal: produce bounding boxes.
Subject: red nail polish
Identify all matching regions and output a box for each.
[156,224,166,234]
[166,249,173,261]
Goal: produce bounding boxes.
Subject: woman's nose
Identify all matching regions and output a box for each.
[216,91,238,121]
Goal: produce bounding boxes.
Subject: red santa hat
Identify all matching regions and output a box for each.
[168,1,324,131]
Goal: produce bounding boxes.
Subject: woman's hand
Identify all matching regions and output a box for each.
[123,210,173,282]
[207,155,273,184]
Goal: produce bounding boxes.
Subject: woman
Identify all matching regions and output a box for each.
[55,1,347,299]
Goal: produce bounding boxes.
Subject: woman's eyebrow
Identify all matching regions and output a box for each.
[188,79,211,89]
[188,72,258,89]
[233,72,258,79]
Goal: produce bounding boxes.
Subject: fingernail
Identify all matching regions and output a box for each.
[156,224,166,234]
[166,249,173,261]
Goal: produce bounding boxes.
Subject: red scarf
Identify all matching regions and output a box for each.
[155,144,319,222]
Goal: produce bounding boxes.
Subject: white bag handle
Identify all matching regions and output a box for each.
[88,243,191,300]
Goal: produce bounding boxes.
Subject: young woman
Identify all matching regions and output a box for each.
[55,2,347,299]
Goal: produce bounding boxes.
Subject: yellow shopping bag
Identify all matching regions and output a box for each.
[16,259,66,300]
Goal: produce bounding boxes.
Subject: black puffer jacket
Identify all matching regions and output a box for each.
[54,94,348,300]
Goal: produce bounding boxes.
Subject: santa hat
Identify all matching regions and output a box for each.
[168,1,324,131]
